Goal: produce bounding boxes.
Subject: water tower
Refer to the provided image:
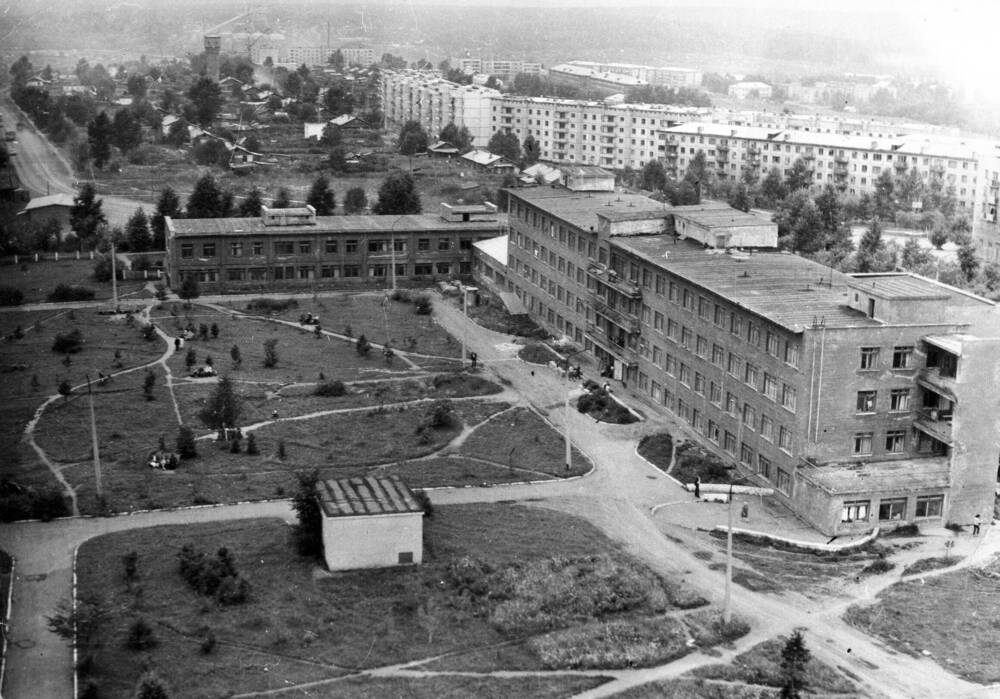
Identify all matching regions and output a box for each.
[204,35,221,81]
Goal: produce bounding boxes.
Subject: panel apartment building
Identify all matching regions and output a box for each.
[381,70,500,148]
[165,203,501,294]
[662,123,982,209]
[568,61,702,89]
[497,178,1000,535]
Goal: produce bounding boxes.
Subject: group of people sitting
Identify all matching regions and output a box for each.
[147,451,179,470]
[299,312,321,325]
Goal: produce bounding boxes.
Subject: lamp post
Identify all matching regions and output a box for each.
[461,286,477,365]
[724,478,734,624]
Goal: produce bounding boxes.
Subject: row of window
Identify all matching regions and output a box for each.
[852,429,907,456]
[860,345,913,370]
[855,388,912,413]
[183,261,456,282]
[179,237,473,259]
[842,495,943,524]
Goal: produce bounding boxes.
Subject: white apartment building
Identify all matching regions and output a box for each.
[279,46,375,68]
[662,123,981,208]
[569,61,702,88]
[452,57,543,80]
[382,70,500,147]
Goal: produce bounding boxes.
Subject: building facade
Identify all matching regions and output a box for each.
[451,57,543,81]
[661,123,981,208]
[548,63,647,98]
[569,61,702,89]
[492,183,1000,536]
[165,204,501,293]
[381,70,500,147]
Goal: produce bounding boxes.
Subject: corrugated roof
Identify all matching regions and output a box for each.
[168,214,500,238]
[317,476,424,518]
[612,235,877,331]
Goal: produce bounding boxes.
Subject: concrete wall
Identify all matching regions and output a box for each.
[322,512,423,571]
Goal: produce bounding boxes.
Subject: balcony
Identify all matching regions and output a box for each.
[918,366,957,403]
[913,408,954,446]
[834,155,849,166]
[587,263,642,299]
[592,297,641,333]
[716,143,729,152]
[585,322,638,367]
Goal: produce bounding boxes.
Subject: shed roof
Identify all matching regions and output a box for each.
[317,476,423,518]
[23,193,75,211]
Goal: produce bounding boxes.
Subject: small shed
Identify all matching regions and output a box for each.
[17,193,75,238]
[318,476,425,571]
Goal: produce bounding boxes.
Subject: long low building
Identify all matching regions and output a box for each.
[486,179,1000,536]
[165,203,502,293]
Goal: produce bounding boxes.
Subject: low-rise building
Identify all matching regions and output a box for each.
[165,203,502,293]
[490,183,1000,536]
[727,82,773,100]
[569,61,702,89]
[17,193,75,238]
[318,476,425,571]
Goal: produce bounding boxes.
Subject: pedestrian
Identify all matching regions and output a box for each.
[271,409,279,420]
[694,476,701,499]
[174,337,181,350]
[973,513,982,536]
[602,381,610,394]
[741,502,749,521]
[470,351,478,369]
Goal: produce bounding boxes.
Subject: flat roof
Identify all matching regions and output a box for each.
[23,193,75,210]
[510,187,667,233]
[612,235,878,331]
[168,214,500,238]
[848,273,993,307]
[670,205,771,229]
[473,234,508,265]
[797,457,950,496]
[317,476,423,518]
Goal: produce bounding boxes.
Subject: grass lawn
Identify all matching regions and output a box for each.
[900,556,958,576]
[844,555,1000,683]
[671,440,733,484]
[0,309,164,493]
[75,504,705,698]
[446,292,546,338]
[0,258,145,304]
[637,433,674,472]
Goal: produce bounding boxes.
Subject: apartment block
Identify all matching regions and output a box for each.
[493,182,1000,536]
[165,203,501,294]
[971,152,1000,264]
[662,123,981,208]
[381,70,500,147]
[568,61,702,89]
[279,46,375,68]
[452,57,543,81]
[548,63,647,98]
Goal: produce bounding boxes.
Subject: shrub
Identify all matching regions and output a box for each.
[0,286,24,306]
[413,293,432,314]
[177,544,251,605]
[199,628,217,654]
[576,388,638,424]
[529,616,690,669]
[637,433,674,472]
[48,284,95,302]
[672,441,732,483]
[291,470,323,558]
[123,551,139,582]
[154,284,168,301]
[859,556,895,576]
[263,338,278,368]
[246,433,259,455]
[356,334,371,356]
[391,288,412,302]
[413,489,433,517]
[125,617,157,650]
[176,425,197,459]
[52,329,84,354]
[314,380,347,397]
[247,297,299,314]
[0,483,69,522]
[133,671,170,699]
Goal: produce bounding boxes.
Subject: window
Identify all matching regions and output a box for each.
[345,240,358,253]
[760,414,774,441]
[398,551,414,564]
[853,432,873,455]
[320,265,339,278]
[729,313,743,336]
[742,403,756,429]
[744,362,759,389]
[679,363,691,386]
[325,238,338,253]
[781,384,796,412]
[713,304,726,327]
[765,331,781,357]
[709,382,722,405]
[784,343,799,368]
[856,390,877,413]
[653,311,664,332]
[915,495,943,518]
[202,243,216,257]
[655,275,666,295]
[251,241,263,256]
[889,389,910,412]
[298,241,311,254]
[879,498,907,521]
[226,268,245,281]
[682,289,694,310]
[775,469,792,495]
[417,238,430,251]
[274,241,293,255]
[712,344,725,366]
[707,420,720,443]
[368,240,386,253]
[756,455,772,479]
[665,354,677,376]
[180,243,193,258]
[723,431,737,454]
[436,262,450,274]
[763,374,778,401]
[726,392,738,416]
[694,372,706,395]
[841,500,870,523]
[747,322,760,347]
[668,282,678,302]
[778,426,792,451]
[740,442,754,466]
[652,345,662,365]
[727,352,741,377]
[698,296,710,318]
[436,237,450,251]
[681,327,693,349]
[230,241,244,256]
[892,346,913,369]
[414,263,432,276]
[885,430,905,453]
[696,335,709,358]
[342,264,360,277]
[860,347,879,369]
[667,319,679,341]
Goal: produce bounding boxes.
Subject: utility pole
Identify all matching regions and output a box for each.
[564,383,572,471]
[87,376,103,500]
[723,480,734,624]
[110,240,118,311]
[461,287,468,365]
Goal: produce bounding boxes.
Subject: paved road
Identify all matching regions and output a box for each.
[1,93,148,228]
[2,293,998,698]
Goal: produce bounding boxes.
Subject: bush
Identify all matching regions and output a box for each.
[48,284,95,302]
[859,556,895,576]
[176,425,197,459]
[391,289,412,302]
[199,628,217,654]
[413,489,433,517]
[637,433,674,472]
[314,380,347,397]
[52,329,84,354]
[672,441,732,483]
[529,616,690,669]
[0,286,24,306]
[247,297,298,314]
[0,482,69,522]
[576,388,638,424]
[414,293,432,314]
[125,617,157,650]
[177,545,251,605]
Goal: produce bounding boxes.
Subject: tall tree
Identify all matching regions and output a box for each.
[398,120,428,156]
[198,375,243,430]
[774,190,824,253]
[779,630,811,699]
[151,187,180,249]
[320,123,342,147]
[126,74,147,98]
[640,160,667,192]
[186,174,225,218]
[522,134,541,166]
[272,188,292,209]
[895,166,925,211]
[291,469,324,558]
[758,167,788,208]
[487,130,520,162]
[70,183,106,241]
[238,187,264,217]
[111,109,142,153]
[187,77,222,127]
[322,83,354,115]
[372,172,421,215]
[125,208,152,252]
[343,187,368,214]
[682,151,711,198]
[855,218,894,273]
[784,157,814,193]
[439,122,472,151]
[307,175,336,215]
[87,111,113,169]
[957,241,979,282]
[873,170,895,219]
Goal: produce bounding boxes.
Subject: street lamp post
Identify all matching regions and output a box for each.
[724,479,734,624]
[461,285,477,366]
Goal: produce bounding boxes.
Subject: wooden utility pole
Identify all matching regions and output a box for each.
[87,376,103,500]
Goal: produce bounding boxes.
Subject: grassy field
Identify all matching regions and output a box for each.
[274,675,612,699]
[74,504,718,698]
[844,555,1000,683]
[0,258,145,304]
[0,308,164,493]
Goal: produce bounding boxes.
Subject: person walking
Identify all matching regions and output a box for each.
[694,476,701,499]
[973,513,982,536]
[741,502,749,521]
